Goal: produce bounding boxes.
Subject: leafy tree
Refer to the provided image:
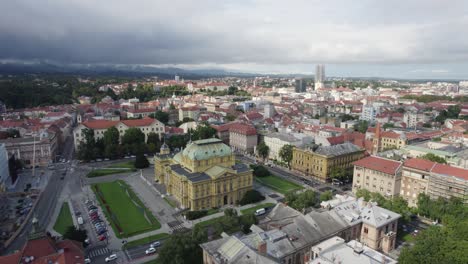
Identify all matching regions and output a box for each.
[191,124,216,140]
[104,144,119,159]
[320,190,334,202]
[250,165,270,177]
[256,141,270,161]
[421,153,447,164]
[158,233,203,264]
[63,226,87,243]
[382,123,395,129]
[239,213,257,233]
[341,114,355,122]
[121,127,145,145]
[103,127,119,146]
[167,134,189,150]
[134,153,149,169]
[355,188,372,201]
[6,129,20,138]
[146,132,162,151]
[355,120,369,133]
[329,167,348,180]
[150,111,170,125]
[285,190,317,212]
[279,144,294,168]
[239,190,265,205]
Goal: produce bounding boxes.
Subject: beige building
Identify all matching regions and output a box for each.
[229,123,258,154]
[292,143,364,182]
[73,118,165,149]
[179,106,206,121]
[352,156,402,198]
[0,131,58,168]
[401,158,468,204]
[154,138,253,211]
[400,158,433,207]
[264,133,302,160]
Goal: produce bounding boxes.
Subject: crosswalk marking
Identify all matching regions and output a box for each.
[88,247,110,258]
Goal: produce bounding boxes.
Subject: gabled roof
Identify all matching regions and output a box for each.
[403,158,436,172]
[353,156,402,175]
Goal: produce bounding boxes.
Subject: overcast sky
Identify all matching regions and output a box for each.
[1,0,468,78]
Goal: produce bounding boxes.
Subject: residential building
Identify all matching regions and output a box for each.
[179,105,206,121]
[264,103,276,119]
[126,108,157,118]
[372,123,407,154]
[401,158,434,207]
[154,138,253,210]
[352,156,402,198]
[264,133,302,160]
[360,105,380,123]
[0,131,58,168]
[0,224,85,264]
[428,163,468,203]
[0,143,9,192]
[73,117,165,149]
[229,123,258,154]
[292,143,364,182]
[308,236,397,264]
[201,197,400,264]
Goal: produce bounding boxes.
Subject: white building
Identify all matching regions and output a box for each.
[360,105,380,123]
[263,103,276,119]
[264,133,302,161]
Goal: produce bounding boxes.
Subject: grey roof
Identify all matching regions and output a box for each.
[170,164,211,182]
[265,132,301,143]
[314,142,362,157]
[232,163,250,173]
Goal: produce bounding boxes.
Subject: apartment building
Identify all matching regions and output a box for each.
[229,123,258,154]
[400,158,434,207]
[292,143,364,182]
[264,133,302,160]
[179,106,206,121]
[352,156,402,198]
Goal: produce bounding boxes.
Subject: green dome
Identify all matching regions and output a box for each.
[182,138,232,161]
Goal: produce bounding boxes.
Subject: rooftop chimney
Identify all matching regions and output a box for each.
[257,241,267,254]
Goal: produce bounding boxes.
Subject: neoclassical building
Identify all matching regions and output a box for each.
[154,138,253,211]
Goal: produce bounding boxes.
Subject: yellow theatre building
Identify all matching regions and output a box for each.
[154,138,253,211]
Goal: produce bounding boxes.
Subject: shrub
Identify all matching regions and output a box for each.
[134,153,150,168]
[185,210,208,220]
[239,190,265,205]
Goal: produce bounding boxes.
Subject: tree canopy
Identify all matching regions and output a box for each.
[421,153,447,164]
[256,141,270,161]
[121,127,145,145]
[279,144,294,168]
[285,190,317,213]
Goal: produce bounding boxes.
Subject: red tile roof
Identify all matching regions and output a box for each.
[353,156,402,174]
[432,164,468,181]
[121,118,159,127]
[82,120,119,129]
[229,123,257,136]
[403,158,436,172]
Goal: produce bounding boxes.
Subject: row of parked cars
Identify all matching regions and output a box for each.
[85,200,108,241]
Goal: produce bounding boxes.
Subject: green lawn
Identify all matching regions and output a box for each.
[163,197,177,208]
[92,180,161,238]
[123,233,170,250]
[53,202,74,235]
[195,216,224,229]
[108,161,135,169]
[87,168,133,178]
[206,208,219,216]
[241,203,275,215]
[255,175,303,194]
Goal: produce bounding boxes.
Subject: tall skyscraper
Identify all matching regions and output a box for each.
[315,64,325,89]
[295,78,307,93]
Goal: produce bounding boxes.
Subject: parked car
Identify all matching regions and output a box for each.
[98,235,107,241]
[84,258,91,264]
[88,209,98,214]
[331,179,343,186]
[77,217,84,225]
[145,247,156,255]
[105,254,117,262]
[88,205,97,210]
[254,208,266,216]
[97,229,107,235]
[150,241,161,248]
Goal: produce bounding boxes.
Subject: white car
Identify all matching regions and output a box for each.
[145,247,156,255]
[150,241,161,248]
[84,258,91,264]
[105,254,117,262]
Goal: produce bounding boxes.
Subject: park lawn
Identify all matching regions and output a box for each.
[195,216,224,229]
[206,208,219,216]
[123,233,170,250]
[108,161,136,169]
[241,203,275,215]
[87,168,132,178]
[92,180,160,238]
[255,175,303,194]
[53,202,74,235]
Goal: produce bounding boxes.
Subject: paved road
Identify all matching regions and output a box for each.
[124,238,167,261]
[3,134,76,254]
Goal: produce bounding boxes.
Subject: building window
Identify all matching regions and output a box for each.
[364,227,368,234]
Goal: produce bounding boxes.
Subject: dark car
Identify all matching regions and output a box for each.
[88,205,98,210]
[97,229,107,235]
[98,235,107,241]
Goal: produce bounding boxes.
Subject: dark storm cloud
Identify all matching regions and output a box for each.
[1,0,468,76]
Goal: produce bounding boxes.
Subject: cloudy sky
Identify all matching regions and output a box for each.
[1,0,468,78]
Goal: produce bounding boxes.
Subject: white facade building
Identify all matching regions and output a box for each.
[264,133,303,160]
